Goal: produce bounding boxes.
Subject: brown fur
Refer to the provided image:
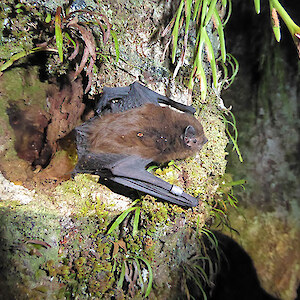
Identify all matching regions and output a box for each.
[88,103,207,163]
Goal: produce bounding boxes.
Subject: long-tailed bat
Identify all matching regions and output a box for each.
[74,82,207,207]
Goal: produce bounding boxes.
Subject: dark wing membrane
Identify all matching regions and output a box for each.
[96,81,196,115]
[96,86,131,115]
[107,156,199,207]
[132,82,196,114]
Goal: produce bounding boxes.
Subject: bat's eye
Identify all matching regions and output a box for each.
[193,139,197,144]
[137,132,144,137]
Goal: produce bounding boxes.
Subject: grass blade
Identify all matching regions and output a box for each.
[201,228,218,248]
[203,28,217,88]
[65,32,77,48]
[200,0,208,26]
[55,7,64,62]
[107,207,138,235]
[172,0,185,63]
[212,8,226,63]
[132,207,140,236]
[197,62,207,101]
[194,264,209,283]
[0,47,43,72]
[225,53,239,87]
[138,257,153,298]
[204,0,218,26]
[254,0,261,14]
[193,27,206,100]
[133,258,144,294]
[270,4,281,42]
[111,29,120,62]
[222,111,243,162]
[221,179,246,187]
[161,15,176,37]
[117,261,126,289]
[184,0,192,35]
[195,31,207,101]
[193,0,203,21]
[222,0,232,26]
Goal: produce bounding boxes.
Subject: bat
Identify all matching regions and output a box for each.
[74,82,207,207]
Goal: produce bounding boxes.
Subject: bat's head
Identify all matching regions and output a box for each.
[183,125,208,150]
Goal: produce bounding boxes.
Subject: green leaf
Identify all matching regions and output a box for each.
[132,207,140,236]
[222,0,232,26]
[270,0,300,42]
[202,28,217,88]
[107,207,138,235]
[45,13,52,23]
[193,0,203,21]
[222,111,243,162]
[201,228,218,248]
[189,16,206,93]
[200,0,208,26]
[197,62,207,101]
[270,3,281,42]
[227,194,238,208]
[204,0,218,26]
[172,0,185,63]
[0,47,44,72]
[147,165,159,172]
[138,257,153,298]
[194,30,207,101]
[184,0,192,35]
[212,8,226,63]
[55,7,64,62]
[225,53,239,87]
[221,179,246,188]
[111,30,120,62]
[254,0,261,14]
[117,261,126,288]
[132,258,144,294]
[272,25,281,42]
[65,32,76,48]
[188,66,196,90]
[194,264,209,283]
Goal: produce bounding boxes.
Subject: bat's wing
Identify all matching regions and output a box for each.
[96,81,196,115]
[131,82,196,114]
[96,86,130,115]
[106,155,199,207]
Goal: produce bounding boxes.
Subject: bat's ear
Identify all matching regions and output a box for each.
[184,125,196,138]
[184,125,208,149]
[183,125,196,146]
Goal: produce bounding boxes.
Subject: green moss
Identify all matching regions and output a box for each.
[0,67,48,109]
[0,3,34,60]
